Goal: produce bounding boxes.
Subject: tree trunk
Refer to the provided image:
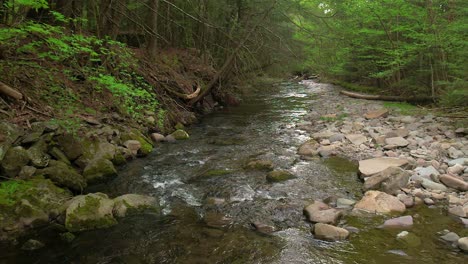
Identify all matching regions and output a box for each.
[147,0,160,59]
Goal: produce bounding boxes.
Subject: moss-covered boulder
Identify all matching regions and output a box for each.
[113,194,158,218]
[83,158,117,184]
[55,134,84,161]
[0,178,72,240]
[38,160,87,191]
[27,138,51,168]
[244,159,274,171]
[64,193,117,232]
[0,122,23,163]
[48,147,71,165]
[170,129,190,140]
[121,129,153,156]
[266,170,296,183]
[1,146,30,177]
[74,139,116,169]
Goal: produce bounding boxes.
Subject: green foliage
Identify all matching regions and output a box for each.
[48,118,82,135]
[383,102,418,115]
[6,0,48,10]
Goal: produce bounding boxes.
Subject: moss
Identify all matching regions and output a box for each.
[383,102,419,115]
[0,180,34,206]
[244,160,274,171]
[83,158,117,184]
[65,195,117,232]
[121,129,153,156]
[170,129,190,140]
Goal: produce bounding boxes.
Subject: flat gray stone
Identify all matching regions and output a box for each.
[448,158,468,166]
[440,232,460,242]
[359,158,409,177]
[346,134,367,145]
[385,137,409,147]
[414,166,440,179]
[383,215,413,228]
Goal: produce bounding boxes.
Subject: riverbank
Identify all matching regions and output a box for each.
[297,80,468,253]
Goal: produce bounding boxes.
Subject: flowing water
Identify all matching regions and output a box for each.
[1,81,467,264]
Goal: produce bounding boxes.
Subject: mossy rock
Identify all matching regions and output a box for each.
[83,158,117,184]
[75,139,116,169]
[244,159,274,171]
[1,146,30,177]
[55,134,84,161]
[174,122,185,130]
[113,194,159,217]
[0,178,72,238]
[27,138,51,168]
[170,129,190,140]
[38,160,87,191]
[121,129,153,156]
[65,193,117,232]
[266,170,296,183]
[0,122,23,162]
[48,147,71,165]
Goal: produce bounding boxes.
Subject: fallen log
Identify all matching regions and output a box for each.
[339,90,435,103]
[0,81,23,100]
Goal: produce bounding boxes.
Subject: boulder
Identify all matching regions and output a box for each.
[353,191,406,214]
[65,193,117,232]
[364,109,388,119]
[39,160,87,191]
[298,140,319,156]
[27,138,50,168]
[358,158,408,177]
[313,223,349,241]
[383,215,413,228]
[113,194,158,217]
[0,122,22,162]
[83,158,117,184]
[439,174,468,191]
[75,140,116,168]
[458,237,468,252]
[48,147,71,165]
[363,167,410,194]
[384,137,409,147]
[304,201,342,224]
[345,134,367,145]
[123,140,141,155]
[170,129,190,140]
[150,133,166,142]
[266,170,296,183]
[121,129,153,156]
[55,134,84,161]
[1,146,30,177]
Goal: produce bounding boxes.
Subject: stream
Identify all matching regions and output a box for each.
[1,81,467,264]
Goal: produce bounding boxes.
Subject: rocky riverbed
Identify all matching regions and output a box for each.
[297,80,468,253]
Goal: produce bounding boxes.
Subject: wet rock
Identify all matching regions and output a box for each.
[358,158,408,177]
[21,132,43,144]
[345,134,367,145]
[39,160,87,191]
[65,193,117,232]
[266,170,296,183]
[458,237,468,252]
[298,140,319,156]
[383,215,413,228]
[21,239,45,251]
[204,212,232,228]
[206,197,226,205]
[123,140,141,155]
[83,158,117,184]
[439,174,468,191]
[245,159,274,171]
[313,223,349,241]
[353,191,406,214]
[170,129,189,140]
[363,167,410,195]
[364,109,388,119]
[385,137,409,147]
[1,146,30,177]
[150,133,166,142]
[113,194,158,217]
[440,232,459,243]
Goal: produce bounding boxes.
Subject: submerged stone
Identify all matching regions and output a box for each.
[313,223,349,241]
[266,170,296,183]
[113,194,158,218]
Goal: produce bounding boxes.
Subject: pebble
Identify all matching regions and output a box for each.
[440,232,460,243]
[424,198,435,205]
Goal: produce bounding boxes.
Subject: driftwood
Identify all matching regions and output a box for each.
[339,90,434,103]
[0,81,23,100]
